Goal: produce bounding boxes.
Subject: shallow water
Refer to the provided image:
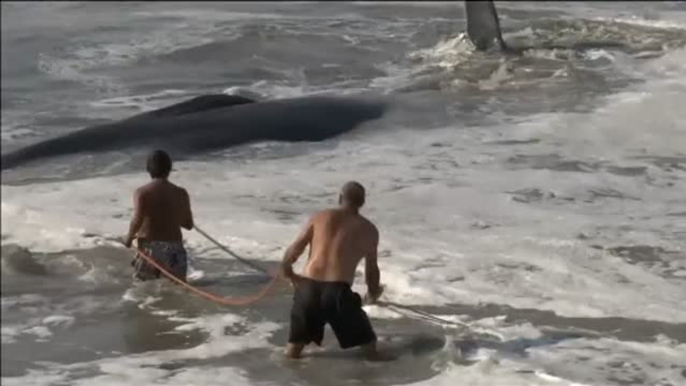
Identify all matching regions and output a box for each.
[2,2,686,385]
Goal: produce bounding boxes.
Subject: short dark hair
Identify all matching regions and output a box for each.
[340,181,365,208]
[146,149,172,178]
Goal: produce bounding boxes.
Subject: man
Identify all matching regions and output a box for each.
[124,150,194,282]
[281,181,384,360]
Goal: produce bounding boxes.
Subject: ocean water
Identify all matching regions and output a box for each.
[2,1,686,385]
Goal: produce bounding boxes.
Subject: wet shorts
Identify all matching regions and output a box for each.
[289,277,376,349]
[132,240,188,282]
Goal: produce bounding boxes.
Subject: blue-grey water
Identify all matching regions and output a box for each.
[2,2,686,385]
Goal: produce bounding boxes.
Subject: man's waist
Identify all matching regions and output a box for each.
[135,232,183,242]
[299,274,352,287]
[137,238,185,247]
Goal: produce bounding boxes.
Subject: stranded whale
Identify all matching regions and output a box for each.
[0,94,387,170]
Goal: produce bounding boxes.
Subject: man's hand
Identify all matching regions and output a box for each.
[282,267,304,288]
[125,188,144,250]
[363,284,384,305]
[288,273,305,289]
[280,217,314,288]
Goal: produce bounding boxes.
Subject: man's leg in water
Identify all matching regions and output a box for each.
[361,341,378,358]
[286,343,306,359]
[361,340,395,361]
[285,279,324,359]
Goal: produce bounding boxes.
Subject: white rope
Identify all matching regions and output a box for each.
[193,224,269,275]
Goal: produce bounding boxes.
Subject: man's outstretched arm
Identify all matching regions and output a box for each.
[124,189,145,248]
[180,188,194,230]
[364,225,382,303]
[281,216,314,281]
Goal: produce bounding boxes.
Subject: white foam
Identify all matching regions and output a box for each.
[3,113,685,323]
[534,371,592,386]
[3,3,686,386]
[404,361,553,386]
[583,49,616,62]
[2,365,253,386]
[362,304,405,320]
[222,87,267,101]
[186,267,205,282]
[169,314,278,361]
[1,326,21,344]
[594,15,686,31]
[4,3,686,385]
[132,9,331,22]
[35,15,228,97]
[1,313,279,385]
[87,89,190,116]
[0,126,37,142]
[23,326,52,340]
[1,370,69,386]
[1,296,120,346]
[403,323,685,386]
[527,337,686,386]
[407,34,474,69]
[552,47,686,159]
[1,294,47,310]
[351,2,454,8]
[42,315,75,327]
[37,53,127,97]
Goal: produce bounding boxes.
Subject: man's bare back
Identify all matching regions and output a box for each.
[124,150,193,282]
[301,208,378,285]
[133,180,193,242]
[281,181,383,360]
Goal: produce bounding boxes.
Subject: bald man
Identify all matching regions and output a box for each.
[281,181,383,360]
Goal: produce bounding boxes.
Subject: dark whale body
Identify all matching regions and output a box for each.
[0,94,387,170]
[464,1,630,53]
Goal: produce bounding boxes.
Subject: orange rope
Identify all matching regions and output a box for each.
[132,244,283,306]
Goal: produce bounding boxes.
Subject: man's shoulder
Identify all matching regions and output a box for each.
[135,183,154,196]
[166,181,189,196]
[358,214,378,234]
[176,185,189,196]
[137,181,188,196]
[311,209,334,221]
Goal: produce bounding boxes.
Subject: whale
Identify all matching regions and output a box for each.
[2,1,629,173]
[0,94,387,171]
[464,0,630,53]
[464,0,508,52]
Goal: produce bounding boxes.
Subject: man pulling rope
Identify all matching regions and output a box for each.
[122,150,496,360]
[123,149,280,305]
[124,149,194,283]
[280,181,385,360]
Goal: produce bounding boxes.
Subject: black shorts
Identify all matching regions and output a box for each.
[288,277,377,349]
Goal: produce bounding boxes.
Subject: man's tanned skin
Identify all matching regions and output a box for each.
[124,150,194,282]
[282,181,383,359]
[124,180,193,246]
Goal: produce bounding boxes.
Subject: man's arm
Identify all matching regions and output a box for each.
[364,225,382,303]
[124,189,145,248]
[281,215,315,281]
[180,188,194,230]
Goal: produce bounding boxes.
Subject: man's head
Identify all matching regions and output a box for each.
[146,149,172,179]
[339,181,366,209]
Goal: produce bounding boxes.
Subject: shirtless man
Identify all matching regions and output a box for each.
[124,150,194,282]
[281,181,383,359]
